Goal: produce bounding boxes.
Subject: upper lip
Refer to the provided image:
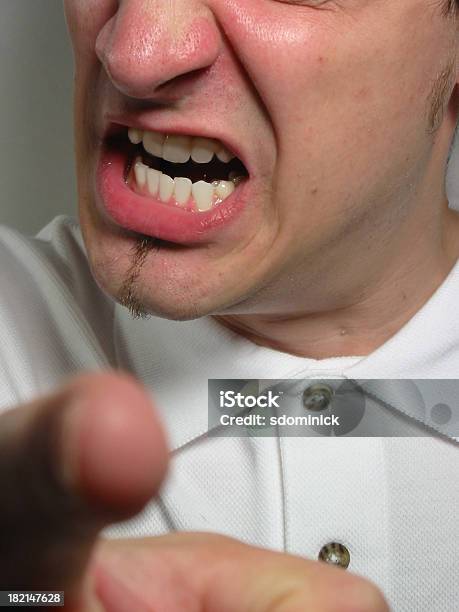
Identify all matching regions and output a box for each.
[103,116,251,176]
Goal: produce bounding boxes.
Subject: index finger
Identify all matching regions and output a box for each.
[0,371,168,599]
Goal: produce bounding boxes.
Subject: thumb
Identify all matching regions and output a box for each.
[91,533,389,612]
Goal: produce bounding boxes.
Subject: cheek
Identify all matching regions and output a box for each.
[220,1,451,146]
[217,2,453,241]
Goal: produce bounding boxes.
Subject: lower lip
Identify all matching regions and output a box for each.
[96,144,251,244]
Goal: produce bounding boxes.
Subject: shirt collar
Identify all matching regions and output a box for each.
[346,258,459,378]
[114,259,459,451]
[256,377,459,444]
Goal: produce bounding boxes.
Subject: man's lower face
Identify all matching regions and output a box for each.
[79,117,280,320]
[68,0,456,320]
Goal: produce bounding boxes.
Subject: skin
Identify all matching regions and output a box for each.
[65,0,459,358]
[6,4,456,606]
[1,4,455,607]
[0,373,388,611]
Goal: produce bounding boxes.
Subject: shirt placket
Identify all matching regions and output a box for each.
[267,378,391,598]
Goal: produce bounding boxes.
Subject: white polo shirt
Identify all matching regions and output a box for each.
[0,215,458,611]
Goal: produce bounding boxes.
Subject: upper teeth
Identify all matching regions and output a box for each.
[128,128,236,165]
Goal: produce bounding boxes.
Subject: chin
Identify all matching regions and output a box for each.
[86,250,235,322]
[78,182,271,323]
[121,288,232,322]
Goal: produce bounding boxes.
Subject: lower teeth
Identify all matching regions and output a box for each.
[132,158,246,212]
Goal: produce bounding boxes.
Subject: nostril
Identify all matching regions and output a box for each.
[102,64,210,103]
[155,66,211,97]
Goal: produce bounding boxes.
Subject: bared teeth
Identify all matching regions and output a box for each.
[191,137,221,164]
[134,159,147,188]
[128,128,143,145]
[159,174,175,203]
[174,177,192,205]
[147,168,161,197]
[216,146,234,163]
[143,131,165,158]
[128,120,249,210]
[192,180,214,211]
[216,180,235,200]
[131,159,245,211]
[163,135,193,164]
[128,128,236,166]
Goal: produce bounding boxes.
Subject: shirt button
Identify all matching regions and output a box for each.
[302,383,334,411]
[318,542,350,569]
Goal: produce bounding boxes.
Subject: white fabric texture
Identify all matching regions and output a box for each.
[0,215,458,611]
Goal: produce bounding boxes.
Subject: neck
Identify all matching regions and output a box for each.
[214,203,459,359]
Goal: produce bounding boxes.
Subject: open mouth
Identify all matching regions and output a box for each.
[98,124,254,244]
[124,128,249,213]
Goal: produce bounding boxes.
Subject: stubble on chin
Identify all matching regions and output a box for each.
[427,56,456,134]
[118,236,159,319]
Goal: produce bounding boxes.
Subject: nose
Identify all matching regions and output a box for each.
[95,0,221,99]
